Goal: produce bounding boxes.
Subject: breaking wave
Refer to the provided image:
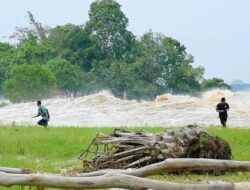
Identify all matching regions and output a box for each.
[0,90,249,127]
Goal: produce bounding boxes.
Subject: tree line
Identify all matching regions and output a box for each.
[0,0,231,103]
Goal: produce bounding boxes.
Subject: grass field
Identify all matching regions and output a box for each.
[0,125,250,189]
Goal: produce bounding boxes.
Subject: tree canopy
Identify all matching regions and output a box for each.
[3,64,57,102]
[85,0,134,59]
[201,78,231,90]
[0,0,231,102]
[46,58,85,95]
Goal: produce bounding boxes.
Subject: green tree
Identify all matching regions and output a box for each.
[27,11,47,42]
[0,67,4,95]
[46,58,85,95]
[47,24,95,71]
[0,43,17,95]
[0,6,220,101]
[85,0,134,59]
[159,35,204,93]
[10,11,49,43]
[130,31,204,95]
[107,60,158,99]
[201,78,231,90]
[16,33,55,65]
[9,12,54,66]
[166,56,204,93]
[134,32,168,90]
[90,31,204,99]
[3,64,57,102]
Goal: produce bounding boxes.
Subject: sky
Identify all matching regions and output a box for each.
[1,0,250,83]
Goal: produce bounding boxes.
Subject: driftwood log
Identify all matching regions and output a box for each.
[0,170,250,190]
[1,159,250,189]
[78,158,250,177]
[80,126,232,172]
[0,171,236,190]
[0,167,33,174]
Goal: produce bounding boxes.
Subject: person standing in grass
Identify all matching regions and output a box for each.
[216,97,230,127]
[32,100,50,127]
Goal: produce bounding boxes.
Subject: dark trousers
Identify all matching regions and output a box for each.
[38,119,48,127]
[219,114,228,127]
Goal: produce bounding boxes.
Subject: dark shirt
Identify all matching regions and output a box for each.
[38,106,49,121]
[216,103,230,116]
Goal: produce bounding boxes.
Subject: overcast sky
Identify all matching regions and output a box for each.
[1,0,250,83]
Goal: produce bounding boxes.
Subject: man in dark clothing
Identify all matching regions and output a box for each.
[32,100,49,127]
[216,97,230,127]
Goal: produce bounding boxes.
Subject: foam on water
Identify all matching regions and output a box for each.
[0,90,249,127]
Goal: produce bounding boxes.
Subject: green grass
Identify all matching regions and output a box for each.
[0,125,250,189]
[209,127,250,161]
[0,126,111,173]
[0,125,166,173]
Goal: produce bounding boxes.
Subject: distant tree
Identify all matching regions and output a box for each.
[0,4,224,101]
[89,31,204,99]
[160,35,204,93]
[135,32,167,85]
[131,31,204,95]
[27,11,47,42]
[47,24,94,71]
[16,33,55,65]
[0,43,14,60]
[10,11,49,43]
[8,12,55,66]
[3,64,57,102]
[0,67,4,95]
[85,0,134,59]
[46,58,85,95]
[107,60,158,99]
[201,78,231,90]
[0,43,17,95]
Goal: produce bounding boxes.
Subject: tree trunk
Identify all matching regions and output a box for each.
[0,171,246,190]
[2,158,250,189]
[0,167,33,174]
[78,158,250,177]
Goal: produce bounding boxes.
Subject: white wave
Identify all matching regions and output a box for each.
[0,90,249,127]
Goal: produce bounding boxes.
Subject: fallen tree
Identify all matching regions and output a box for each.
[1,171,250,190]
[2,158,250,177]
[0,167,33,174]
[78,158,250,177]
[1,158,250,189]
[80,126,232,172]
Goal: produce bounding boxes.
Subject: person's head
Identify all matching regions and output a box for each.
[37,100,41,107]
[221,97,226,103]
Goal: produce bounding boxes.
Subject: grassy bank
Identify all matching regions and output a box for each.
[0,125,250,188]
